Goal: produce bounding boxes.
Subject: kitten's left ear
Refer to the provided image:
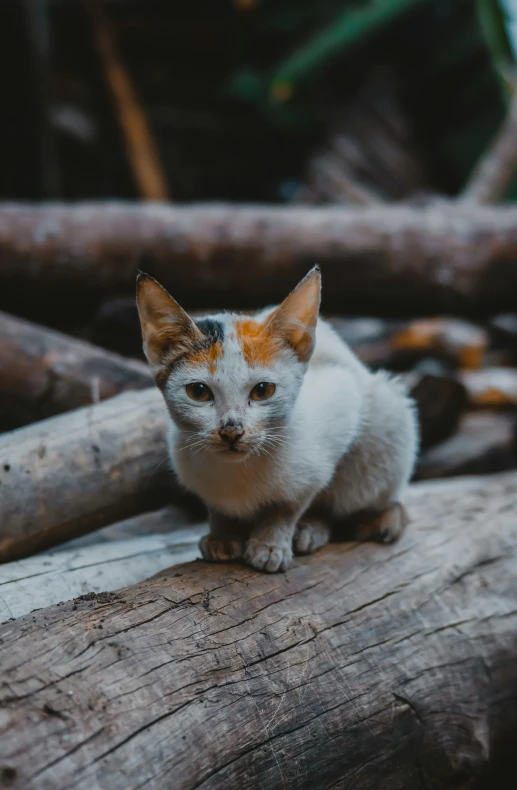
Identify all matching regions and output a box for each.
[267,266,321,362]
[136,272,202,381]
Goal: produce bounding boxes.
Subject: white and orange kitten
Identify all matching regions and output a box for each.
[136,267,418,573]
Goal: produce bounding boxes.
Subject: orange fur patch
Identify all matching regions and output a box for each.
[188,340,224,374]
[235,319,281,366]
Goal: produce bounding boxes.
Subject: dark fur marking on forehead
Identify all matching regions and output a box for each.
[155,320,224,390]
[196,318,224,344]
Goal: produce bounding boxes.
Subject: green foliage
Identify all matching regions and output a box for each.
[228,0,516,197]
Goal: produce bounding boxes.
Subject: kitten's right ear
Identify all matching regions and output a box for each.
[136,273,200,380]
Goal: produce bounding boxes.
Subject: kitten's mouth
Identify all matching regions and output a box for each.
[215,444,249,458]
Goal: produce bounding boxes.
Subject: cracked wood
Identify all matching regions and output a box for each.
[1,472,517,789]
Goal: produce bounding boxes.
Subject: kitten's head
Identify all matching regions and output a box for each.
[136,267,321,460]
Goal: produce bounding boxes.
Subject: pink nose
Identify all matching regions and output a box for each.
[219,420,244,445]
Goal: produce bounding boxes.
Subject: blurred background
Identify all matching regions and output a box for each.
[1,0,517,203]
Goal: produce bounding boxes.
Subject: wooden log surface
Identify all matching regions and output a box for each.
[0,388,176,563]
[1,472,517,789]
[416,411,517,480]
[2,202,517,314]
[0,310,151,429]
[0,507,207,621]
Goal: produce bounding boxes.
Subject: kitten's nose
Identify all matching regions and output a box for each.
[219,419,244,445]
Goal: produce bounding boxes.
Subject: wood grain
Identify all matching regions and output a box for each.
[1,472,517,789]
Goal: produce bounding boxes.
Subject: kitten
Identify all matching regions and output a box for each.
[136,267,418,573]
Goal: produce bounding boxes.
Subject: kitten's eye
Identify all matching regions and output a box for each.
[250,382,276,401]
[186,382,213,402]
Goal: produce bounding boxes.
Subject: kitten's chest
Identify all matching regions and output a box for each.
[172,446,290,517]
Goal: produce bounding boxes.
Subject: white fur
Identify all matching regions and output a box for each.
[167,314,418,523]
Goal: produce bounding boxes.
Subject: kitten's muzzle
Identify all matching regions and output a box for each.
[219,419,245,448]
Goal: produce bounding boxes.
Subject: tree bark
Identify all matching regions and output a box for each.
[0,388,177,563]
[2,202,517,314]
[0,507,207,621]
[0,310,151,429]
[1,472,517,789]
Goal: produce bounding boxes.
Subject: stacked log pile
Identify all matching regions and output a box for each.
[1,201,517,556]
[2,75,517,790]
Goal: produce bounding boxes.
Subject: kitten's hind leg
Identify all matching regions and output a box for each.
[293,519,331,555]
[347,502,409,545]
[200,509,246,563]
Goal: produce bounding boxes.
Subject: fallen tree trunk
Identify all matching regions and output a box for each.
[0,388,177,562]
[2,202,517,314]
[1,472,517,789]
[416,411,517,480]
[0,507,207,621]
[0,310,151,429]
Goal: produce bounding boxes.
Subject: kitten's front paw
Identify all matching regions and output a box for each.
[243,539,293,573]
[199,534,243,563]
[293,520,331,555]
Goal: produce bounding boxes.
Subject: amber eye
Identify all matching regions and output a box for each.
[186,382,213,402]
[250,382,276,401]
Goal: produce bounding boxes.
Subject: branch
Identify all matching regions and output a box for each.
[86,0,169,201]
[461,84,517,204]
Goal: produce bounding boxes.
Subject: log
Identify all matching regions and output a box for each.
[458,367,517,408]
[0,389,178,563]
[0,310,151,429]
[1,472,517,789]
[416,411,517,480]
[390,317,488,370]
[2,203,517,314]
[0,507,207,621]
